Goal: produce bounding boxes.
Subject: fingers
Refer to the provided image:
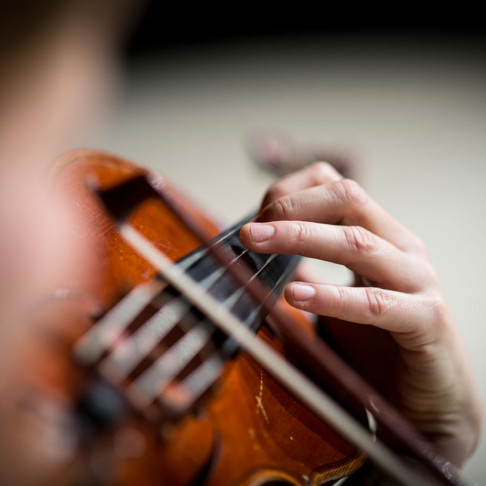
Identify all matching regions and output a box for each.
[284,282,441,345]
[258,165,425,256]
[240,221,435,292]
[260,161,342,210]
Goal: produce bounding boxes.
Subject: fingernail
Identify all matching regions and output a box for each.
[248,223,275,242]
[291,283,316,301]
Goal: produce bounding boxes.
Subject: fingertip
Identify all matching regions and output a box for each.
[286,282,316,305]
[241,223,275,244]
[239,223,250,246]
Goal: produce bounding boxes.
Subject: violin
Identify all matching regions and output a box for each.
[1,150,466,486]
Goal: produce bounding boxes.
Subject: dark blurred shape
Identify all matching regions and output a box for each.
[0,0,146,61]
[124,3,486,59]
[247,133,355,179]
[0,0,62,54]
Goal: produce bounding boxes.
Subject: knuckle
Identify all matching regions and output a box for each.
[260,195,295,221]
[309,161,339,184]
[328,285,348,310]
[365,288,393,317]
[421,261,440,285]
[333,179,367,207]
[343,225,377,254]
[408,296,450,342]
[263,184,285,207]
[290,221,311,244]
[273,196,296,219]
[428,296,449,332]
[410,259,440,291]
[411,235,428,256]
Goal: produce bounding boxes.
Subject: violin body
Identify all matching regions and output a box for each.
[1,151,364,485]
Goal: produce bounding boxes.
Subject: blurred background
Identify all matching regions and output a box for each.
[83,6,486,481]
[1,1,485,482]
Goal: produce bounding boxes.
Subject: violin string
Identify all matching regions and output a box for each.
[155,296,269,413]
[98,248,252,381]
[126,321,215,409]
[150,255,285,408]
[153,204,466,486]
[153,258,294,413]
[73,279,164,365]
[73,204,267,371]
[98,296,191,382]
[118,222,425,486]
[176,221,243,270]
[98,268,225,380]
[73,229,250,373]
[149,260,287,411]
[79,234,276,410]
[74,213,286,434]
[95,175,461,486]
[126,254,279,406]
[94,218,276,383]
[160,353,225,413]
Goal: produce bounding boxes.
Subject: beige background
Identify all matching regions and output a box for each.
[81,36,486,482]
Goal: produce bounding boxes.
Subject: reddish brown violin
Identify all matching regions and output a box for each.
[2,150,366,485]
[1,150,465,486]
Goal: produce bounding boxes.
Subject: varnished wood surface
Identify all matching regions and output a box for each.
[2,150,364,485]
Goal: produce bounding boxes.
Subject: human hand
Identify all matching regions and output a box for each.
[240,162,482,468]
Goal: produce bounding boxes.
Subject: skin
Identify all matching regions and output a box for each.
[0,0,136,379]
[240,162,482,469]
[0,3,142,483]
[0,2,481,477]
